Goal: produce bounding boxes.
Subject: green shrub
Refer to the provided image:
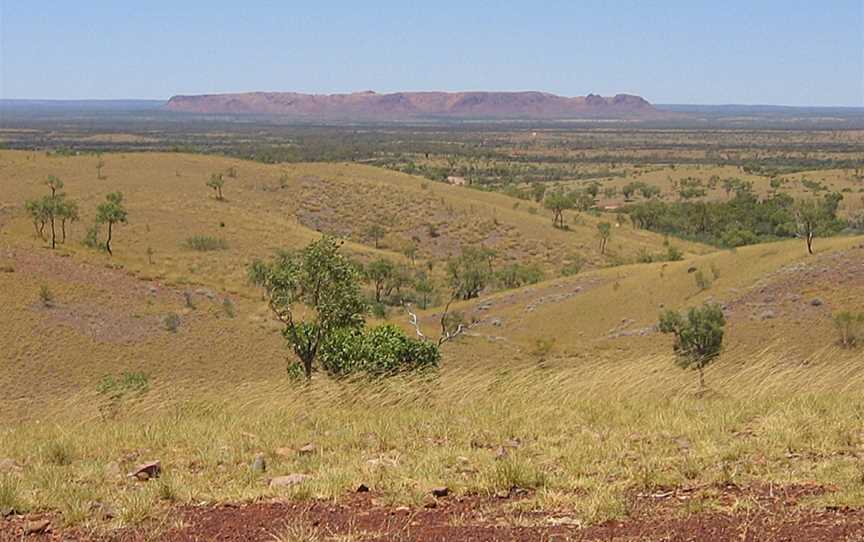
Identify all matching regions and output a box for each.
[43,440,75,466]
[496,263,544,289]
[320,324,440,377]
[222,298,236,318]
[97,371,150,399]
[82,224,101,249]
[694,269,712,291]
[561,254,586,276]
[184,236,228,251]
[665,246,684,261]
[164,313,181,333]
[834,311,864,348]
[38,285,54,307]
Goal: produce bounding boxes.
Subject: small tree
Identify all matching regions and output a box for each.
[249,236,366,379]
[57,198,79,244]
[365,224,386,249]
[659,303,726,389]
[206,173,225,200]
[414,273,435,309]
[794,193,844,255]
[366,258,395,303]
[597,222,612,255]
[95,192,128,256]
[25,199,49,240]
[543,190,572,229]
[447,247,491,300]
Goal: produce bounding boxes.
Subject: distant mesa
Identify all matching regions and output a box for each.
[165,90,657,120]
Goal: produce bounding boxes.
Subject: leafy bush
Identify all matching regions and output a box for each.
[184,235,228,251]
[320,324,440,377]
[496,263,544,289]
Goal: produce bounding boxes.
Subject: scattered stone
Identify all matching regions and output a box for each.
[23,519,51,535]
[298,443,316,456]
[547,516,583,527]
[269,473,311,488]
[251,453,266,474]
[490,318,503,327]
[810,298,824,307]
[127,460,161,481]
[356,483,370,493]
[759,310,776,320]
[687,267,697,273]
[431,487,450,498]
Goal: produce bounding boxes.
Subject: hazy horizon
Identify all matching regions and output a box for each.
[1,0,862,107]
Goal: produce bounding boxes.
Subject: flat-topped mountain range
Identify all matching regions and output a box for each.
[165,90,656,120]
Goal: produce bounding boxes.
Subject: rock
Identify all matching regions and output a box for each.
[810,298,824,307]
[759,310,776,320]
[494,447,508,460]
[127,460,161,481]
[547,516,583,527]
[23,519,51,535]
[431,487,450,498]
[495,490,510,499]
[251,453,266,473]
[687,267,697,273]
[269,473,311,488]
[394,506,411,513]
[356,483,370,493]
[490,318,503,327]
[298,443,316,456]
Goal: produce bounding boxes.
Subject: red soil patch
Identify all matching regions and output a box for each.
[4,484,864,541]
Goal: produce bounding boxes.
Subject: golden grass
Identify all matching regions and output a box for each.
[3,348,864,529]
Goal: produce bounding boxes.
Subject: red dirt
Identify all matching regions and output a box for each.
[4,484,864,541]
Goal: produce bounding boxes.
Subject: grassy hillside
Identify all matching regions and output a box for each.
[3,149,864,536]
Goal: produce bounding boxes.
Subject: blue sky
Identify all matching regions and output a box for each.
[1,0,862,105]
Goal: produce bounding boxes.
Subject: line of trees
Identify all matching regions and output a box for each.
[24,175,127,255]
[626,190,845,252]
